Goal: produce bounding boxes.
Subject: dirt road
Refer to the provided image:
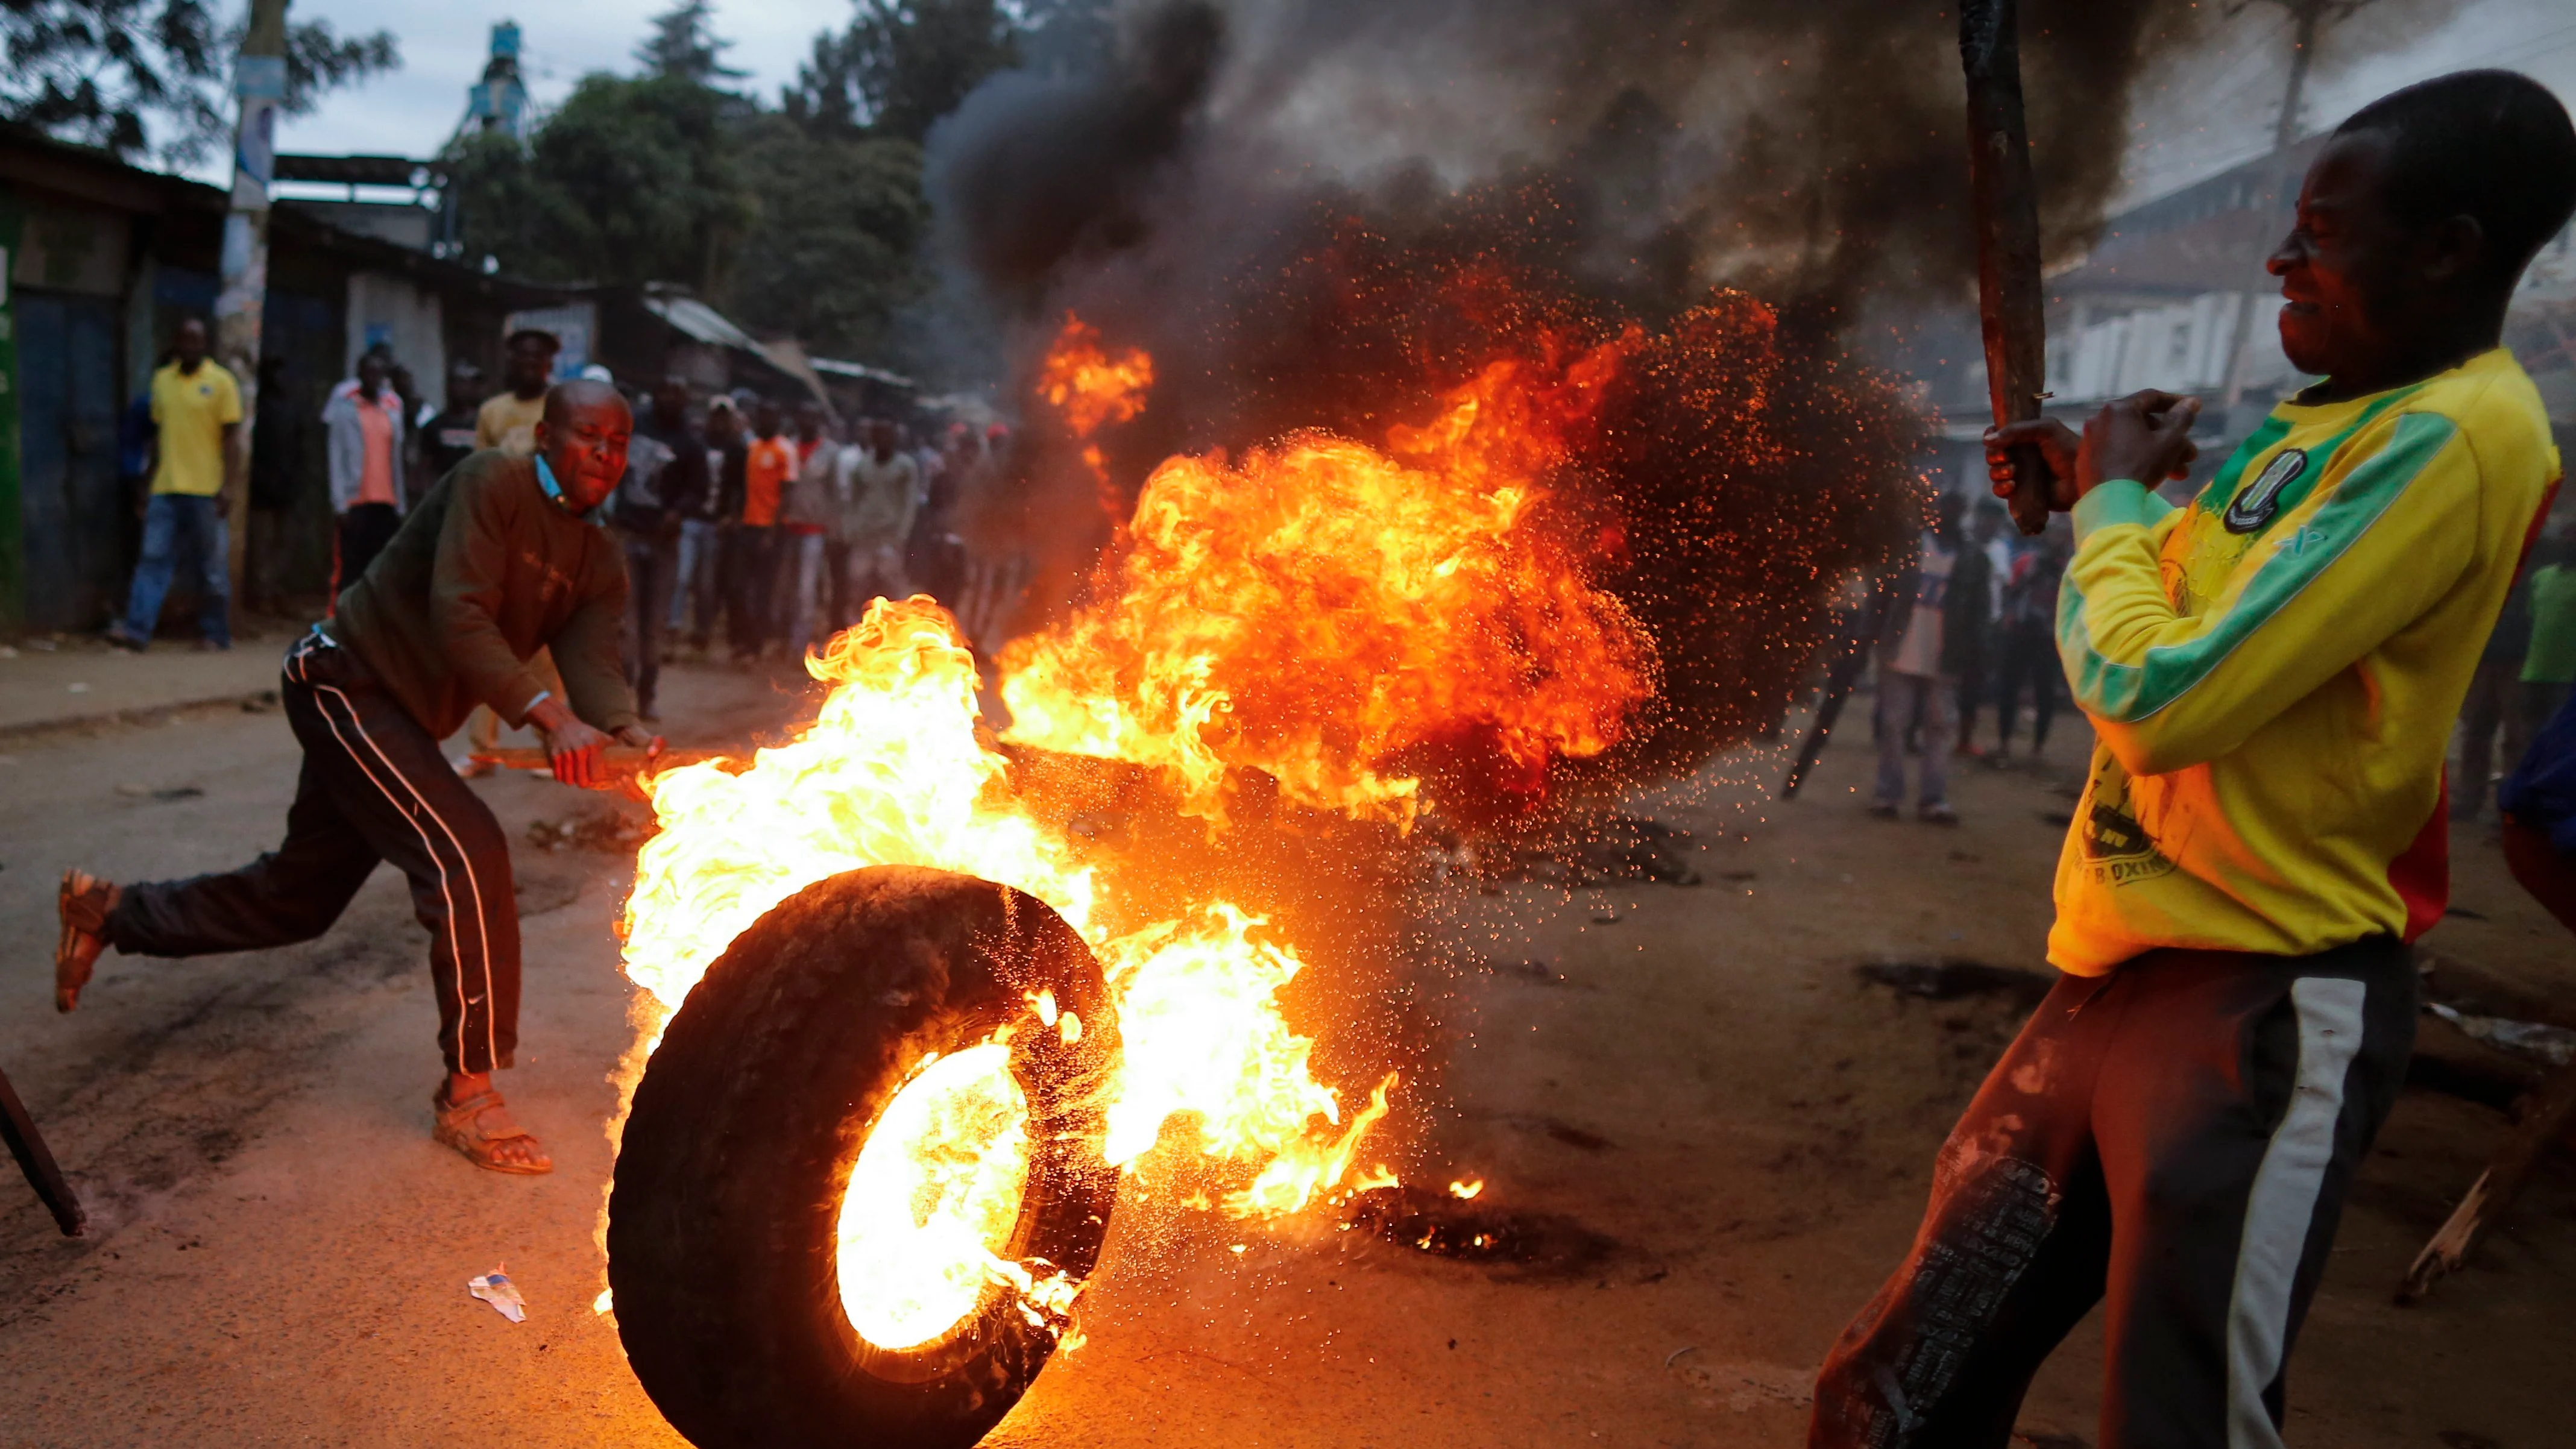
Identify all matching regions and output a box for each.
[1,656,2568,1447]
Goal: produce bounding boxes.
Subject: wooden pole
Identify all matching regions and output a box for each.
[1959,0,2053,537]
[215,0,290,606]
[0,1061,84,1237]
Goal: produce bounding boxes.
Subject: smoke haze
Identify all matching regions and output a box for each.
[922,0,2220,802]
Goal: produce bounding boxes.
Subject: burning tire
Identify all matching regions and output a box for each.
[608,865,1120,1449]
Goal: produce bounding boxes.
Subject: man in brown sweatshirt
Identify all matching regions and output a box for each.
[51,380,655,1175]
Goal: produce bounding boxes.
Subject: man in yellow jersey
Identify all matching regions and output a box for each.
[475,328,559,456]
[108,317,241,652]
[1812,71,2573,1447]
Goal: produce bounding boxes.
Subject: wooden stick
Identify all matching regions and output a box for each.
[2398,1052,2576,1303]
[469,746,729,784]
[1960,0,2055,537]
[0,1061,85,1237]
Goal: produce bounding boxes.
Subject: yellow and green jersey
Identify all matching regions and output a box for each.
[2049,347,2560,975]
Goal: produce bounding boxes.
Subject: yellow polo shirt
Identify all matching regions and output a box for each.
[476,391,547,457]
[150,360,242,497]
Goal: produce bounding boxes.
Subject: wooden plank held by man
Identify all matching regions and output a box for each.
[468,746,728,797]
[1960,0,2054,536]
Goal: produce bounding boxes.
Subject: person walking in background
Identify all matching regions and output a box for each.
[2510,535,2576,770]
[911,423,987,605]
[245,354,304,616]
[679,396,743,653]
[616,380,707,721]
[1871,491,1964,823]
[475,330,558,456]
[1949,495,2004,756]
[107,317,238,653]
[841,418,919,618]
[908,422,944,509]
[323,350,409,596]
[775,401,839,659]
[732,401,795,663]
[419,359,487,484]
[635,379,710,667]
[385,355,425,471]
[2456,547,2536,822]
[1988,524,2071,763]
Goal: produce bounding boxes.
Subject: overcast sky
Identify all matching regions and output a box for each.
[251,0,2576,213]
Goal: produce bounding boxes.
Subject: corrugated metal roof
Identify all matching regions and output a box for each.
[643,294,766,353]
[808,356,917,389]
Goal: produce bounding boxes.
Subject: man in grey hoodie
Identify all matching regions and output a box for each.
[322,351,410,594]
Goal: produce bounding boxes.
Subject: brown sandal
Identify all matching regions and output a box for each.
[432,1087,554,1175]
[55,870,118,1014]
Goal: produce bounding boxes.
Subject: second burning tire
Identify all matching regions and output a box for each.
[608,865,1120,1449]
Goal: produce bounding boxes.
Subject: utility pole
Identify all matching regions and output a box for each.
[2219,0,2376,410]
[2273,0,2329,152]
[213,0,289,599]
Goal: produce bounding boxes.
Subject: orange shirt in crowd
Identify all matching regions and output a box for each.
[743,434,796,527]
[354,396,398,506]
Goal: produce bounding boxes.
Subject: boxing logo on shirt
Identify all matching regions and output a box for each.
[2222,448,2308,534]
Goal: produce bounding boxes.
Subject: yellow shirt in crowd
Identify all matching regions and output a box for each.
[2050,348,2561,974]
[475,391,548,456]
[150,360,242,497]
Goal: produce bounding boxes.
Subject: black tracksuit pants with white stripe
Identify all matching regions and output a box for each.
[1810,935,2416,1449]
[104,632,518,1074]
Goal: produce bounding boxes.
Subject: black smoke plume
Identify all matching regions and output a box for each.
[925,0,2207,803]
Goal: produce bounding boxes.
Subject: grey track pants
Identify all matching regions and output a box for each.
[105,630,520,1073]
[1810,935,2417,1448]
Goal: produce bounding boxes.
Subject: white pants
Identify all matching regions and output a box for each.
[844,538,910,618]
[778,532,830,658]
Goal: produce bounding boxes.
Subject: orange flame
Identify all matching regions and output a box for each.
[621,600,1396,1347]
[619,335,1666,1352]
[1035,313,1154,518]
[998,344,1656,826]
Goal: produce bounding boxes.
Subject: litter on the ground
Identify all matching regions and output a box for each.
[468,1269,527,1323]
[2427,1002,2576,1067]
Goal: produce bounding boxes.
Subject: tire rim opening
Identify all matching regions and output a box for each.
[836,1040,1033,1351]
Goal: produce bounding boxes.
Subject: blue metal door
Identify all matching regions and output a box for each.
[16,292,124,631]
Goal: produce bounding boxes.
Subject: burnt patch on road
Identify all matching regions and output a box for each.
[1491,1114,1618,1152]
[1480,816,1704,888]
[1857,959,2054,1009]
[111,784,204,803]
[1346,1185,1617,1281]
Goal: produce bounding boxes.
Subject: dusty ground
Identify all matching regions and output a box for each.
[1,653,2569,1448]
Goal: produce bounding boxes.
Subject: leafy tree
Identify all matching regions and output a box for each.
[1,1,395,165]
[784,25,867,135]
[789,0,1018,143]
[636,0,744,88]
[445,72,751,294]
[729,113,928,357]
[449,0,1034,360]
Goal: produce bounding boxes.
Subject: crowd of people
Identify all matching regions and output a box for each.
[102,322,1010,733]
[1863,490,2076,825]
